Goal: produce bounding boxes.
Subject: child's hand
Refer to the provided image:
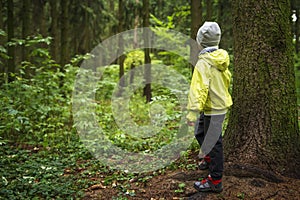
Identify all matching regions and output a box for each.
[187,120,195,126]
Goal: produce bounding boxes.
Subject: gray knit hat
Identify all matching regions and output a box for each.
[196,22,221,47]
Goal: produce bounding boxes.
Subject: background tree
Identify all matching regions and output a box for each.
[50,0,59,62]
[292,0,300,53]
[0,0,4,76]
[217,0,233,51]
[60,0,70,67]
[205,0,212,21]
[7,0,15,82]
[224,0,300,179]
[143,0,151,102]
[190,0,202,67]
[117,0,125,90]
[33,0,46,37]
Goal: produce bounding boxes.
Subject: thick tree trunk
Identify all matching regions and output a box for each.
[7,0,15,82]
[50,0,59,62]
[143,0,151,103]
[225,0,300,179]
[190,0,202,68]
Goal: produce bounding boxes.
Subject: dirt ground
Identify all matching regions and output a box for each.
[83,152,300,200]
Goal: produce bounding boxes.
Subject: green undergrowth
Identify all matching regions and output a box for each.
[0,138,199,200]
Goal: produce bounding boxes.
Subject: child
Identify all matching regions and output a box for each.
[186,21,232,193]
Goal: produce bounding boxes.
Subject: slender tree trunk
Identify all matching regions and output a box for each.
[225,0,300,179]
[296,8,299,53]
[22,0,30,61]
[190,0,202,68]
[50,0,59,62]
[206,0,212,20]
[60,0,69,67]
[217,0,232,50]
[0,0,3,32]
[7,0,15,82]
[33,0,46,36]
[130,0,140,84]
[134,0,140,49]
[143,0,151,103]
[118,0,125,89]
[22,0,31,78]
[0,0,4,77]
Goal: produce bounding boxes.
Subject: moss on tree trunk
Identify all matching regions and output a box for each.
[224,0,300,178]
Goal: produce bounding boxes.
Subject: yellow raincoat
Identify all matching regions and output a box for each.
[187,49,233,122]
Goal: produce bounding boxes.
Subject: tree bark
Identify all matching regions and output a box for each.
[60,0,69,67]
[22,0,30,61]
[22,0,32,78]
[130,0,140,84]
[0,0,4,77]
[7,0,15,82]
[190,0,202,68]
[118,0,125,89]
[0,0,3,32]
[50,0,59,62]
[33,0,46,36]
[206,0,212,21]
[217,0,232,50]
[225,0,300,179]
[295,8,299,53]
[143,0,151,103]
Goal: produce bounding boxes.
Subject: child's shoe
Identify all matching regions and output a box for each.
[194,175,223,193]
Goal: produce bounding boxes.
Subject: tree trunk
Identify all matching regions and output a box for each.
[143,0,151,103]
[0,0,3,32]
[217,0,232,50]
[224,0,300,179]
[50,0,59,62]
[33,0,46,36]
[7,0,15,82]
[190,0,202,68]
[22,0,30,61]
[296,8,299,53]
[60,0,69,67]
[206,0,212,21]
[118,0,125,89]
[22,0,32,78]
[130,0,140,85]
[0,0,4,77]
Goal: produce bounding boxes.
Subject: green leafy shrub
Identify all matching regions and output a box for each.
[0,37,79,147]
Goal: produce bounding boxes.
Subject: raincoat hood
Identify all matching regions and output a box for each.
[199,49,229,72]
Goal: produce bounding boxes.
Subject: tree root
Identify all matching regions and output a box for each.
[225,163,284,183]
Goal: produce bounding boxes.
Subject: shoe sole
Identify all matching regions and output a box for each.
[198,166,209,170]
[193,185,223,193]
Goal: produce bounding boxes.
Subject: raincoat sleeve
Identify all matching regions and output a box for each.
[186,61,210,122]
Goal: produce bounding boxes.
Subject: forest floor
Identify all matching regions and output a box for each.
[82,151,300,200]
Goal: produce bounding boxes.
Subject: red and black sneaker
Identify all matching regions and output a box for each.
[198,155,211,170]
[194,175,223,193]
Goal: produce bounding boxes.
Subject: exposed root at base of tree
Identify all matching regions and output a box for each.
[225,162,284,183]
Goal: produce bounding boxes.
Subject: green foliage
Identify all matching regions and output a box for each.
[124,50,144,69]
[0,142,99,199]
[150,15,191,79]
[0,37,78,146]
